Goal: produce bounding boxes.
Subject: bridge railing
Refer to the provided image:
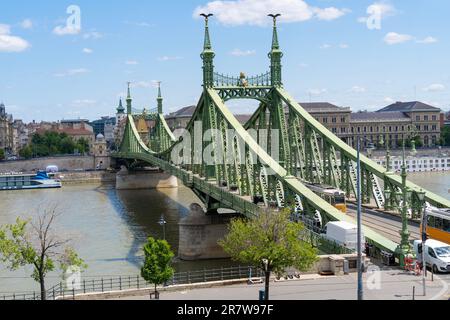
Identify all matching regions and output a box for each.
[213,71,271,87]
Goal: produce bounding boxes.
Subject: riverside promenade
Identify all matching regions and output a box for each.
[104,268,449,301]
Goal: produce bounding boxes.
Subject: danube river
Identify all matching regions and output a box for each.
[0,172,449,294]
[0,183,236,294]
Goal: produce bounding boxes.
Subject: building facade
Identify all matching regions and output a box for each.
[300,101,441,149]
[0,103,14,154]
[90,116,116,147]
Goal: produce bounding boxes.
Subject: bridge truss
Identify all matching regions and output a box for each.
[113,15,450,255]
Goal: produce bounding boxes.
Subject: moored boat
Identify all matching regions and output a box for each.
[0,171,62,191]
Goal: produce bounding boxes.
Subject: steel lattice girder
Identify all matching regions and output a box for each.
[275,88,450,209]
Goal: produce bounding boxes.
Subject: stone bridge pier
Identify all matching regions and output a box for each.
[115,166,178,190]
[178,203,238,260]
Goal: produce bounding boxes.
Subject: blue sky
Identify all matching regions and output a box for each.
[0,0,449,122]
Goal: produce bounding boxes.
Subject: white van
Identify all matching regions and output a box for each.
[413,239,450,274]
[324,221,365,252]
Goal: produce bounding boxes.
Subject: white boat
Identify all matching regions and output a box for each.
[0,171,62,191]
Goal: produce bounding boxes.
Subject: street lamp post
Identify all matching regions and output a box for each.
[356,137,363,301]
[262,259,270,301]
[395,142,412,267]
[417,189,427,296]
[158,214,167,241]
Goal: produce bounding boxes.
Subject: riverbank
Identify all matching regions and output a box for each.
[57,171,117,185]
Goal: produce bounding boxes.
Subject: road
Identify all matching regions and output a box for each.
[346,203,421,244]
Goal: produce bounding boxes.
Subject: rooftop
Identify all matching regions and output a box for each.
[166,105,197,119]
[377,101,441,113]
[299,102,351,113]
[351,111,411,122]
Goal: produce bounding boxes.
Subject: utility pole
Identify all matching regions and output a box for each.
[356,137,363,301]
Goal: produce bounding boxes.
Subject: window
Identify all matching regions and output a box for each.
[416,115,420,121]
[432,115,437,121]
[424,115,429,121]
[428,247,437,259]
[332,118,337,123]
[341,127,346,133]
[323,117,328,123]
[341,117,346,123]
[432,125,436,131]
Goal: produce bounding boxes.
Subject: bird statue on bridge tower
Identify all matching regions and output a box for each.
[268,14,283,87]
[200,13,215,88]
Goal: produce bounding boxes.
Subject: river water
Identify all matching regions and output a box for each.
[0,183,235,294]
[0,172,449,294]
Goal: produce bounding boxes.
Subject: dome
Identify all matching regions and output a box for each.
[96,133,105,141]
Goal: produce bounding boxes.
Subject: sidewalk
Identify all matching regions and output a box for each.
[113,269,448,301]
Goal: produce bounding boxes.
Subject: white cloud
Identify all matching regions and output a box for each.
[72,99,97,106]
[54,68,90,77]
[53,25,81,36]
[299,63,308,68]
[308,88,327,96]
[83,32,103,40]
[383,32,413,45]
[314,7,350,21]
[0,24,10,35]
[157,56,183,62]
[82,48,93,54]
[417,36,437,44]
[0,24,30,52]
[423,83,445,92]
[320,44,331,49]
[339,43,349,49]
[384,97,394,103]
[350,86,366,93]
[230,48,256,56]
[131,81,160,89]
[193,0,349,26]
[125,60,139,65]
[20,19,33,29]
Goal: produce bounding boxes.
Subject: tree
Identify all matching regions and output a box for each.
[19,146,33,159]
[0,206,87,300]
[0,148,4,160]
[219,209,318,301]
[76,137,90,154]
[441,126,450,146]
[141,237,174,299]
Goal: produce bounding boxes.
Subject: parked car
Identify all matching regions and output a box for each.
[413,239,450,274]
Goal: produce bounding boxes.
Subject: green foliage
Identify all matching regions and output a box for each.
[28,131,90,157]
[441,126,450,147]
[141,237,174,290]
[0,215,86,299]
[219,209,318,275]
[19,146,33,159]
[0,148,4,160]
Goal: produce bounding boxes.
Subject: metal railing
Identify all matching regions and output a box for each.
[1,266,263,301]
[213,72,271,87]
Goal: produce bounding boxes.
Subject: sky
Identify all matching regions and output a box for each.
[0,0,449,123]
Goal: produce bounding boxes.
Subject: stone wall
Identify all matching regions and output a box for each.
[0,156,96,173]
[115,167,178,190]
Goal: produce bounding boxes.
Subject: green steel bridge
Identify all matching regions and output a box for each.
[112,15,450,258]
